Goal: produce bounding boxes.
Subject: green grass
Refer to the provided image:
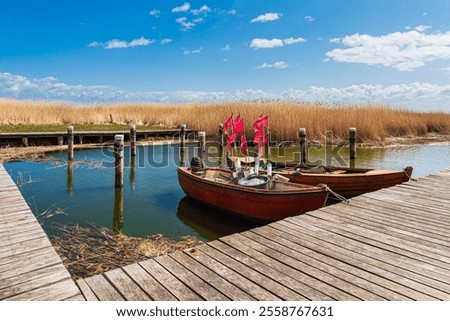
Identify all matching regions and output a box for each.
[0,124,167,133]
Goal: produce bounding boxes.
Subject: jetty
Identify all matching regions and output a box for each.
[1,161,449,300]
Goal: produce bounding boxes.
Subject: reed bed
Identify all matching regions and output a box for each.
[1,98,449,142]
[49,223,203,280]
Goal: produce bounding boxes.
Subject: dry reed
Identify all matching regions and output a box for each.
[50,223,203,280]
[1,98,449,142]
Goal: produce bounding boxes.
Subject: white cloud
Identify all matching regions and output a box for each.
[304,15,314,22]
[176,17,196,30]
[89,37,153,49]
[172,2,191,13]
[183,47,202,55]
[250,37,305,49]
[326,26,450,71]
[160,38,172,45]
[258,61,288,69]
[221,44,231,51]
[250,12,282,23]
[148,9,161,17]
[191,5,211,15]
[2,72,450,110]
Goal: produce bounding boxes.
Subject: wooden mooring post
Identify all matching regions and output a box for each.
[299,128,307,164]
[114,134,124,187]
[218,123,224,151]
[67,126,74,160]
[198,131,206,161]
[349,127,356,160]
[130,125,137,157]
[180,124,186,149]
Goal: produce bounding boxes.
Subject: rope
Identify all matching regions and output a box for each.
[317,184,349,203]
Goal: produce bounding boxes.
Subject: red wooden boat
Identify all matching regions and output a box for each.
[274,165,413,198]
[177,167,329,222]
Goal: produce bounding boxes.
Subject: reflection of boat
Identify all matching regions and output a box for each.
[176,197,261,241]
[273,164,413,198]
[177,167,329,222]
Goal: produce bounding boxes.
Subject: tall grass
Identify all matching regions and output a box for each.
[1,98,449,142]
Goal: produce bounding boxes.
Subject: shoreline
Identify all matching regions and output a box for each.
[1,133,449,163]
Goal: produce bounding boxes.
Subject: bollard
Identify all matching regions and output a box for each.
[218,123,224,151]
[299,128,307,164]
[67,126,74,160]
[198,131,206,161]
[349,127,356,160]
[130,125,137,157]
[114,134,124,187]
[180,124,186,149]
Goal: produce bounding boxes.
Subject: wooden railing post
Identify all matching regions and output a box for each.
[67,126,74,160]
[130,125,137,157]
[299,128,307,164]
[114,135,124,187]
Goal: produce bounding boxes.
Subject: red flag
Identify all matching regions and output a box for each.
[253,130,263,144]
[234,114,244,133]
[253,115,268,132]
[240,135,247,156]
[226,131,236,154]
[223,115,234,132]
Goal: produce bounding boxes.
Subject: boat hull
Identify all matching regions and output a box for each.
[278,166,413,198]
[177,167,329,222]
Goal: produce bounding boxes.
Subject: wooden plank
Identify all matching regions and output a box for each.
[155,255,229,301]
[209,242,306,301]
[0,264,71,300]
[216,236,335,301]
[184,245,275,300]
[83,274,125,301]
[122,263,177,301]
[197,243,285,300]
[0,252,63,280]
[169,250,255,301]
[139,259,201,301]
[226,232,409,301]
[76,279,99,301]
[273,220,450,299]
[295,212,450,272]
[104,268,150,301]
[6,279,81,301]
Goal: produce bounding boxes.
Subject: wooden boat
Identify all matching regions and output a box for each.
[177,167,329,222]
[273,164,413,198]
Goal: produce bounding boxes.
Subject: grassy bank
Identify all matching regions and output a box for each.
[1,98,449,142]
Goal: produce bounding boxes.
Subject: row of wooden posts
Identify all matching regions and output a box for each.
[65,124,356,187]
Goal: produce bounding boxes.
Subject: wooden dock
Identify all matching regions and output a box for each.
[1,163,450,301]
[76,168,450,301]
[0,163,82,301]
[0,129,198,147]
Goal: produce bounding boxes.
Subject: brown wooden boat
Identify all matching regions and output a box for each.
[177,167,329,222]
[274,165,413,198]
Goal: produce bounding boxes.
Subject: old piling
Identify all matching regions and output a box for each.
[349,127,356,160]
[299,128,307,164]
[180,124,186,149]
[218,123,224,151]
[130,125,137,157]
[114,134,124,187]
[198,131,206,161]
[67,126,74,160]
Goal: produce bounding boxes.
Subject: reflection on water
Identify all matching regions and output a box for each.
[4,143,450,242]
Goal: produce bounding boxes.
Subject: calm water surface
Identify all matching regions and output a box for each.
[4,143,449,241]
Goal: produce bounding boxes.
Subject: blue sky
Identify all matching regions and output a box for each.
[1,0,450,110]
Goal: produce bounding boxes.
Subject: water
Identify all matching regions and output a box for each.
[4,143,449,242]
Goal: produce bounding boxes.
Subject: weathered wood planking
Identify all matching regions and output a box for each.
[0,163,82,301]
[78,168,450,301]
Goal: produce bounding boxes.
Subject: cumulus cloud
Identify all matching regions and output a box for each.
[183,47,202,55]
[326,26,450,71]
[172,2,191,13]
[258,61,288,69]
[2,72,450,110]
[250,12,282,23]
[250,37,305,49]
[148,9,161,17]
[221,44,231,51]
[175,17,196,30]
[160,38,172,44]
[88,37,153,49]
[304,15,314,22]
[191,5,211,15]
